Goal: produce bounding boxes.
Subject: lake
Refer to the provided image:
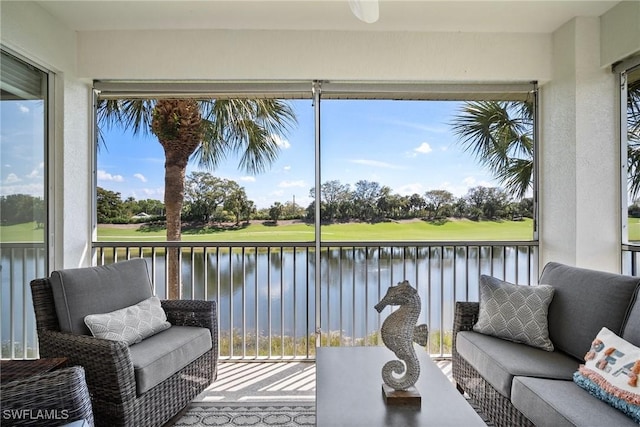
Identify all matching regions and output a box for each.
[1,243,538,358]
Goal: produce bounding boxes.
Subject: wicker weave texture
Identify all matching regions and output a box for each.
[452,302,534,427]
[30,277,219,427]
[1,366,94,427]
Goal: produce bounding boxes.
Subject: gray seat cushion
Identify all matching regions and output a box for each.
[50,259,154,335]
[128,325,212,395]
[540,262,640,360]
[456,331,578,398]
[511,376,639,427]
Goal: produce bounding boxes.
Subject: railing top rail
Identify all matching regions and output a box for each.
[622,244,640,251]
[0,242,46,248]
[92,240,538,248]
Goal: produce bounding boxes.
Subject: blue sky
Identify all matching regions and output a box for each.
[1,98,498,209]
[96,99,497,210]
[0,100,46,198]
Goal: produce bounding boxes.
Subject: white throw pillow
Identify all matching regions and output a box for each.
[84,296,170,345]
[574,327,640,422]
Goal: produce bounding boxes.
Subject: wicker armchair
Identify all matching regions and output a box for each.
[452,302,533,427]
[30,260,218,427]
[1,366,94,427]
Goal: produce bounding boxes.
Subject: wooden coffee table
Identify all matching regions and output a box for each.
[316,347,486,426]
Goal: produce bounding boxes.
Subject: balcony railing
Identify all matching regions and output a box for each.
[622,244,640,276]
[2,240,539,360]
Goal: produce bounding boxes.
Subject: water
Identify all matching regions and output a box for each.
[1,244,538,357]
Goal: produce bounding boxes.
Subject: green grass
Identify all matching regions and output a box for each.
[95,218,534,242]
[0,222,44,242]
[1,218,536,243]
[629,218,640,242]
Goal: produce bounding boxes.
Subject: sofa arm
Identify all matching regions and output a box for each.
[161,299,218,364]
[161,300,216,330]
[1,366,94,427]
[453,302,479,333]
[452,302,479,355]
[37,330,137,404]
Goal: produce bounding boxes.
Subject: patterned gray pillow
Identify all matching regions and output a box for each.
[473,275,555,351]
[84,296,170,345]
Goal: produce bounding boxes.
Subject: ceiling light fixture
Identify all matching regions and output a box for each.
[349,0,379,24]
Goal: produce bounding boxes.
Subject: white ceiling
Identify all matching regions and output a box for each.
[36,0,620,33]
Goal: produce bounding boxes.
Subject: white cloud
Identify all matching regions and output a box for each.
[463,176,492,187]
[436,176,495,197]
[278,180,306,188]
[131,188,164,200]
[396,183,425,196]
[26,162,44,179]
[97,170,124,182]
[414,142,433,154]
[5,173,21,184]
[134,173,147,183]
[18,103,29,114]
[350,159,403,169]
[283,166,292,172]
[239,176,256,182]
[273,134,291,149]
[0,182,44,197]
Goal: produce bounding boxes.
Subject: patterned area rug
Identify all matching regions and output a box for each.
[170,404,316,427]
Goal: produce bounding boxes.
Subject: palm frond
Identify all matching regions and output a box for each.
[195,99,296,174]
[96,99,155,149]
[450,100,533,199]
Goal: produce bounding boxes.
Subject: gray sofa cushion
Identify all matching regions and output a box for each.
[512,376,639,427]
[623,288,640,347]
[50,259,154,335]
[128,325,212,395]
[540,262,640,360]
[456,331,578,398]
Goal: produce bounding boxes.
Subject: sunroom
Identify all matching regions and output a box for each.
[2,1,640,426]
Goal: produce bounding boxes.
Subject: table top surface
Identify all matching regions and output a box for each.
[1,358,68,383]
[316,346,486,427]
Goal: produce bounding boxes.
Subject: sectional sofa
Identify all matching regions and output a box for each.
[452,262,640,427]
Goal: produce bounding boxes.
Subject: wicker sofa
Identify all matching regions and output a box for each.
[452,262,640,427]
[30,259,218,427]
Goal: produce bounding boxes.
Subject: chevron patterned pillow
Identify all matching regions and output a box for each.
[473,275,555,351]
[84,296,171,345]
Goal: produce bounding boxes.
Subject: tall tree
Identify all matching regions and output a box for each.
[424,190,454,219]
[626,75,640,198]
[450,101,533,199]
[99,98,296,298]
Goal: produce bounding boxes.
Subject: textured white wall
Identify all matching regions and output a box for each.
[77,29,552,82]
[540,17,619,272]
[601,1,640,67]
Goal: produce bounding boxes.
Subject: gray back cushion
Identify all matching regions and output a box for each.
[540,262,640,360]
[50,259,153,335]
[622,287,640,346]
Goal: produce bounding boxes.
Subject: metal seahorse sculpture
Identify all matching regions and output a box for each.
[374,280,429,391]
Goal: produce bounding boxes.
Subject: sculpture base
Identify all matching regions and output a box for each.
[382,384,421,407]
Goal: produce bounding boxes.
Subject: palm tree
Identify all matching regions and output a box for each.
[98,98,296,299]
[452,80,640,202]
[626,76,640,198]
[450,101,534,199]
